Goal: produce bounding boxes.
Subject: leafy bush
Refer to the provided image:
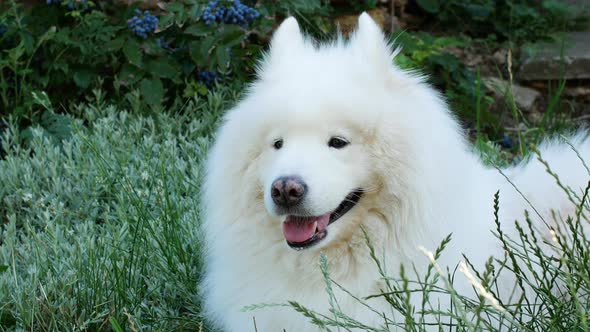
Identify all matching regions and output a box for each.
[414,0,587,43]
[1,0,583,148]
[393,32,498,136]
[0,0,331,124]
[0,87,240,330]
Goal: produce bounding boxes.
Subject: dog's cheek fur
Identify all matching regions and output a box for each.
[204,117,250,218]
[200,107,279,326]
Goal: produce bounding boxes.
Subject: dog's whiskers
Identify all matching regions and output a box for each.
[357,186,380,194]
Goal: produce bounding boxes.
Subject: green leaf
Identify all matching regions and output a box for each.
[7,42,26,63]
[40,111,73,142]
[109,317,124,332]
[430,53,460,72]
[73,69,95,89]
[190,38,214,64]
[119,63,145,85]
[166,2,184,12]
[31,91,54,111]
[37,26,57,46]
[200,36,217,58]
[146,59,178,79]
[416,0,440,13]
[18,31,35,54]
[215,46,230,70]
[285,0,324,12]
[220,26,246,48]
[184,24,211,37]
[140,78,164,106]
[158,13,176,29]
[107,37,125,51]
[123,40,143,67]
[464,4,494,19]
[21,111,73,146]
[0,265,8,273]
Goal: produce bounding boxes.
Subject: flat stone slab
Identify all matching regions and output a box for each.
[519,31,590,80]
[484,77,541,112]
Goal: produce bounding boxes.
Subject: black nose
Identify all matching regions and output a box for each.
[271,176,307,208]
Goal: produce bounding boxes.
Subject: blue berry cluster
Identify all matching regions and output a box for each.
[46,0,61,4]
[0,24,7,36]
[198,70,219,88]
[499,134,513,149]
[201,0,260,26]
[127,9,158,39]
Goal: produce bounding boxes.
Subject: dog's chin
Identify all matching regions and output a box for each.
[281,189,363,251]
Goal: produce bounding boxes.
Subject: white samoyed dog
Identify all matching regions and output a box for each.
[202,13,590,331]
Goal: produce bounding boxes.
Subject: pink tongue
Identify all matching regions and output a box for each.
[282,213,331,243]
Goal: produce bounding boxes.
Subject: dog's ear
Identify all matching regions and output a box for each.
[352,13,393,70]
[269,17,305,57]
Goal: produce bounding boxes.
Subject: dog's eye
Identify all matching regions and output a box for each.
[328,137,349,149]
[273,139,283,150]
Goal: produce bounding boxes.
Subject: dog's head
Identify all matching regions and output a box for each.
[206,14,457,252]
[251,14,408,251]
[257,105,374,250]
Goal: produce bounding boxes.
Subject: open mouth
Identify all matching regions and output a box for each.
[282,189,363,250]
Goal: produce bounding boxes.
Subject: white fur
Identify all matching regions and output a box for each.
[201,13,590,331]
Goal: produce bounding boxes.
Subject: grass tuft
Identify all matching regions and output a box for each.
[0,89,239,331]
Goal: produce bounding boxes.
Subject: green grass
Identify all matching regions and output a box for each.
[0,89,239,331]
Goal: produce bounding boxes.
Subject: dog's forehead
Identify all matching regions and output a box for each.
[259,77,370,113]
[266,115,350,136]
[246,86,381,140]
[261,46,377,90]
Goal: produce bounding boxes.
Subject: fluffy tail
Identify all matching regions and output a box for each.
[505,132,590,224]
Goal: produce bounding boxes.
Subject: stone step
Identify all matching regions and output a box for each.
[519,31,590,80]
[483,77,541,112]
